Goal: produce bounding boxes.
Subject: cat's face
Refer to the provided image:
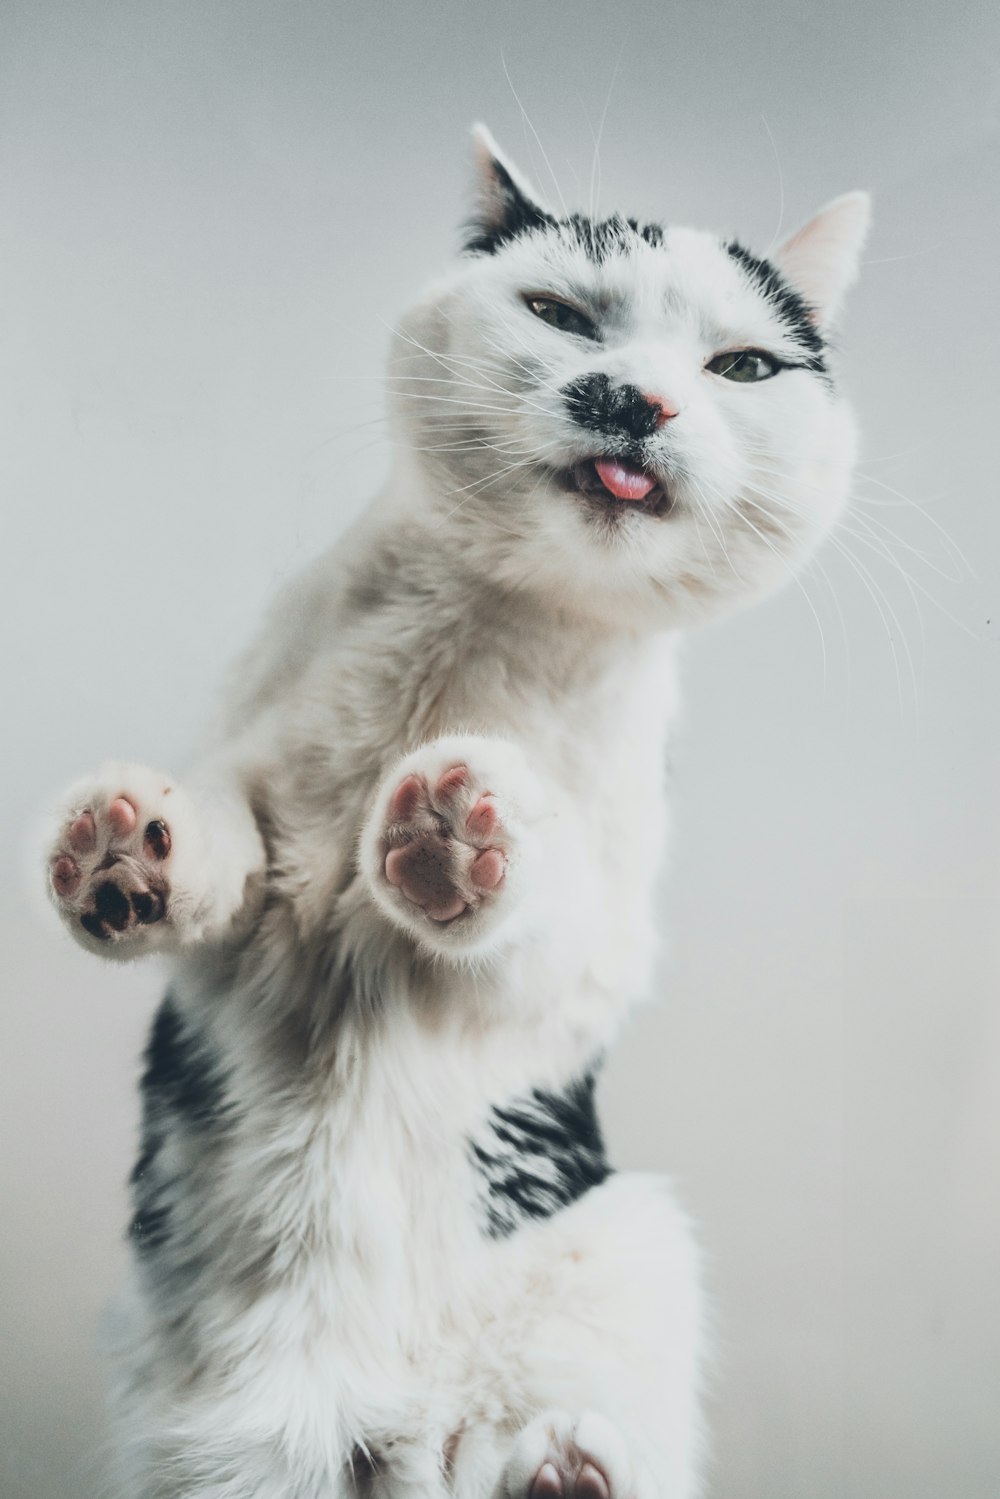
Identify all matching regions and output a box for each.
[391,128,869,627]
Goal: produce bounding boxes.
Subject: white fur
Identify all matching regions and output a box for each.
[44,133,867,1498]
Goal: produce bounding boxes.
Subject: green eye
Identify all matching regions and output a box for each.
[706,349,782,383]
[525,296,597,340]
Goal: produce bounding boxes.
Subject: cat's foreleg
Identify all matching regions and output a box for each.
[46,758,265,958]
[359,733,566,959]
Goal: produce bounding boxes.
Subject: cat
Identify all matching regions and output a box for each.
[45,125,869,1499]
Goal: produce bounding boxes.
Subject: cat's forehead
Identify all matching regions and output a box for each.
[471,219,809,350]
[484,217,726,288]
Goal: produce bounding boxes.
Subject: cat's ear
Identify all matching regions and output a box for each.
[774,191,871,327]
[464,124,552,254]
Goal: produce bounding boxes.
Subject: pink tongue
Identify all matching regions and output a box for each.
[593,457,656,502]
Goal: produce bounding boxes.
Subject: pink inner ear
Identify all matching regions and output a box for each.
[774,192,871,325]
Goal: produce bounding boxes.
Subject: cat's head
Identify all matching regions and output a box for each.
[390,126,870,628]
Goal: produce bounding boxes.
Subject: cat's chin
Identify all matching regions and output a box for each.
[552,459,676,521]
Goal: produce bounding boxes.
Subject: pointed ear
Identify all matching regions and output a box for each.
[774,191,872,327]
[464,124,552,254]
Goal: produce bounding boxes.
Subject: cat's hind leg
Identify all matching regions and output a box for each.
[47,760,264,957]
[448,1174,706,1499]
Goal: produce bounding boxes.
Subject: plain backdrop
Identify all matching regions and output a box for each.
[2,3,998,1496]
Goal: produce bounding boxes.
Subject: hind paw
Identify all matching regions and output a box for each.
[499,1412,653,1499]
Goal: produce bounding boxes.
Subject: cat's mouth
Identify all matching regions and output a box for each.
[557,457,673,518]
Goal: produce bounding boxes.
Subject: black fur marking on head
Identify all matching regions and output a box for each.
[470,1071,611,1239]
[128,994,230,1255]
[562,373,661,441]
[565,213,664,261]
[465,188,664,262]
[725,241,828,373]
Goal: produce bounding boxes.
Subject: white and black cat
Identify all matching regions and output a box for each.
[45,127,869,1499]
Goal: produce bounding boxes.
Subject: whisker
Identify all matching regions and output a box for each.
[500,53,570,221]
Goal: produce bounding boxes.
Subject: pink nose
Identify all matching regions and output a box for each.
[643,393,681,426]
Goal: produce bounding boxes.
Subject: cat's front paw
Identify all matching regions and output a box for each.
[383,764,508,922]
[361,737,540,954]
[47,764,191,958]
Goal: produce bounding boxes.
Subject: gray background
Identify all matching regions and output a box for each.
[2,2,998,1496]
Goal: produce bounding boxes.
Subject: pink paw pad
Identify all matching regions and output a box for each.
[466,794,498,839]
[470,847,505,890]
[531,1464,564,1499]
[68,812,96,854]
[107,797,137,837]
[388,774,423,822]
[380,762,509,927]
[51,855,81,897]
[435,764,470,799]
[576,1466,610,1499]
[530,1460,610,1499]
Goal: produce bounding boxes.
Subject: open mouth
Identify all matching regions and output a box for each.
[560,457,672,517]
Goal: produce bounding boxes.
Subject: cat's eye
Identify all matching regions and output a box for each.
[705,349,782,383]
[524,295,598,340]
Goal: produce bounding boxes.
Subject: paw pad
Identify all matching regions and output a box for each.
[531,1463,612,1499]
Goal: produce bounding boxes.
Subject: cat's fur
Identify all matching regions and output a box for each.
[45,128,869,1499]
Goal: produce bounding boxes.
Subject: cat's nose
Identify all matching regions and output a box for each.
[645,393,680,426]
[562,374,680,441]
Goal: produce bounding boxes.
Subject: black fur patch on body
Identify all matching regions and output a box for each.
[470,1072,611,1238]
[725,241,828,372]
[129,995,230,1254]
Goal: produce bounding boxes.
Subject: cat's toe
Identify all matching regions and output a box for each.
[530,1463,564,1499]
[576,1464,610,1499]
[51,854,82,897]
[68,811,97,854]
[107,796,138,837]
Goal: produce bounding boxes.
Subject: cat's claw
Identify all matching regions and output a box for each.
[48,771,176,953]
